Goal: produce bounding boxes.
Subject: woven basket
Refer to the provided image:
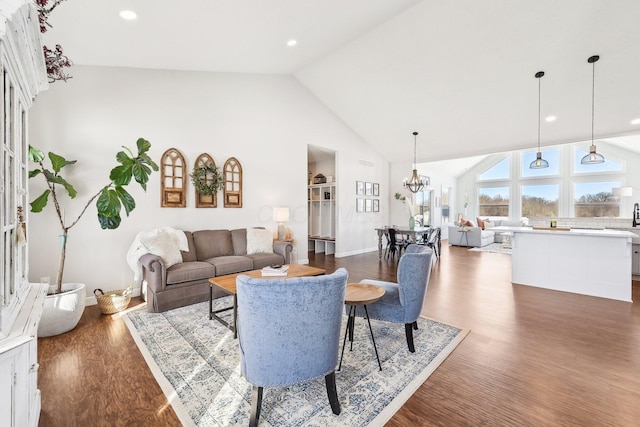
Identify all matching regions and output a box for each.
[94,287,132,314]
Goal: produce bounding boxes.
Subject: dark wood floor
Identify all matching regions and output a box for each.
[38,243,640,426]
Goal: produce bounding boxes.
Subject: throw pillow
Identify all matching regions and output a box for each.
[484,220,495,229]
[247,228,274,254]
[476,217,485,230]
[142,230,183,268]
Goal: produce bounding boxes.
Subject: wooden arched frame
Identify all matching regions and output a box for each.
[194,153,218,208]
[223,157,243,208]
[160,148,187,207]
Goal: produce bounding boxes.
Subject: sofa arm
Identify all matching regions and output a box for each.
[273,240,293,264]
[139,253,168,294]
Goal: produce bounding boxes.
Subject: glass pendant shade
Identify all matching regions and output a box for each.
[581,144,605,164]
[530,151,549,169]
[581,55,605,165]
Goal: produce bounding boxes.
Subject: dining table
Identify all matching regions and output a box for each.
[374,226,431,260]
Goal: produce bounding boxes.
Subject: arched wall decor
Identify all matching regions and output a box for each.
[160,148,187,207]
[193,153,220,208]
[223,157,243,208]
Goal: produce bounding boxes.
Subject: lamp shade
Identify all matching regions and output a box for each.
[273,207,290,222]
[612,187,633,197]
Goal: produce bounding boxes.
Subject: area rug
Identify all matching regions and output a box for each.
[469,242,512,255]
[122,298,468,427]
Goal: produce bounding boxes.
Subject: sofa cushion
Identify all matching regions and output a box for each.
[207,256,254,276]
[193,230,234,260]
[246,253,286,270]
[477,218,485,230]
[231,228,248,255]
[181,231,198,262]
[247,228,274,254]
[484,220,495,229]
[166,261,216,285]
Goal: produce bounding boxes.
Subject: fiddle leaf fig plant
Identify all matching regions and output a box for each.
[29,137,159,293]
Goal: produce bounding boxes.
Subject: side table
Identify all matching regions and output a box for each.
[338,283,386,371]
[456,228,471,246]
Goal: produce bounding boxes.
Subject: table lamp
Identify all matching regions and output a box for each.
[273,207,290,240]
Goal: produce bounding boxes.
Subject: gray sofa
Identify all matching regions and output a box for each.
[139,228,293,312]
[448,219,526,247]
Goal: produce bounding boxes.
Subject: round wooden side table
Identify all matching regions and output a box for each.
[338,283,386,371]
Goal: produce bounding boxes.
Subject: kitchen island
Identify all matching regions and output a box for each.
[506,227,635,302]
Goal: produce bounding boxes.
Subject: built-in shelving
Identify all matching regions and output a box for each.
[308,183,336,254]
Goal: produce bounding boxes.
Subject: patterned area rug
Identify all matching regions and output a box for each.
[123,298,468,427]
[469,242,512,255]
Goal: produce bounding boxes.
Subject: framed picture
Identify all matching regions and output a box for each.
[356,181,364,195]
[373,199,379,212]
[356,198,365,212]
[365,199,372,212]
[373,183,380,196]
[365,182,373,196]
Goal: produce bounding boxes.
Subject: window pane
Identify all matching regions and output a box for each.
[521,148,560,177]
[522,184,558,218]
[574,148,622,173]
[479,187,509,217]
[479,157,509,181]
[574,181,620,217]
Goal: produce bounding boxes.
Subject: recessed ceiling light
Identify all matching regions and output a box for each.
[545,115,557,122]
[119,10,137,20]
[631,118,640,125]
[287,39,297,47]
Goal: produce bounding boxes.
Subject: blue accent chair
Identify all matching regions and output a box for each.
[236,268,348,427]
[355,244,432,352]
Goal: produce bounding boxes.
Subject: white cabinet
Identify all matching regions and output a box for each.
[308,183,336,254]
[633,244,640,275]
[0,284,47,427]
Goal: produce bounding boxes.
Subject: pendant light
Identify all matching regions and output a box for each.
[530,71,549,169]
[581,55,605,164]
[403,131,430,193]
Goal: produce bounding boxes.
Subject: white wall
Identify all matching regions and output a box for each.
[28,65,389,299]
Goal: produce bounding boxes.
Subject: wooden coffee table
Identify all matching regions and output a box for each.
[338,283,386,371]
[208,264,326,338]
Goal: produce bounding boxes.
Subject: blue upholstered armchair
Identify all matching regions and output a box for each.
[236,268,348,426]
[356,244,432,352]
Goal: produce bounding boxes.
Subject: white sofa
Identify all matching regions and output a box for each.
[448,219,526,248]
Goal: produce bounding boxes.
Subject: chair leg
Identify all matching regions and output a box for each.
[249,386,263,427]
[413,320,418,330]
[405,323,415,353]
[325,372,341,415]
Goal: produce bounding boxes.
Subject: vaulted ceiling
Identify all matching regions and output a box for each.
[42,0,640,165]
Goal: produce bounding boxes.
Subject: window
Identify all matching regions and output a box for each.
[574,182,620,217]
[522,184,559,217]
[479,187,509,217]
[521,148,560,177]
[416,188,431,226]
[479,157,509,181]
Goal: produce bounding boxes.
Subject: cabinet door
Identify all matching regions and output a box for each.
[0,351,13,426]
[633,244,640,275]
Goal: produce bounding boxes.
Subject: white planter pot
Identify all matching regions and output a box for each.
[38,283,86,337]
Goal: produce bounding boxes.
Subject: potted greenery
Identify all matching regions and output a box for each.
[29,138,158,336]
